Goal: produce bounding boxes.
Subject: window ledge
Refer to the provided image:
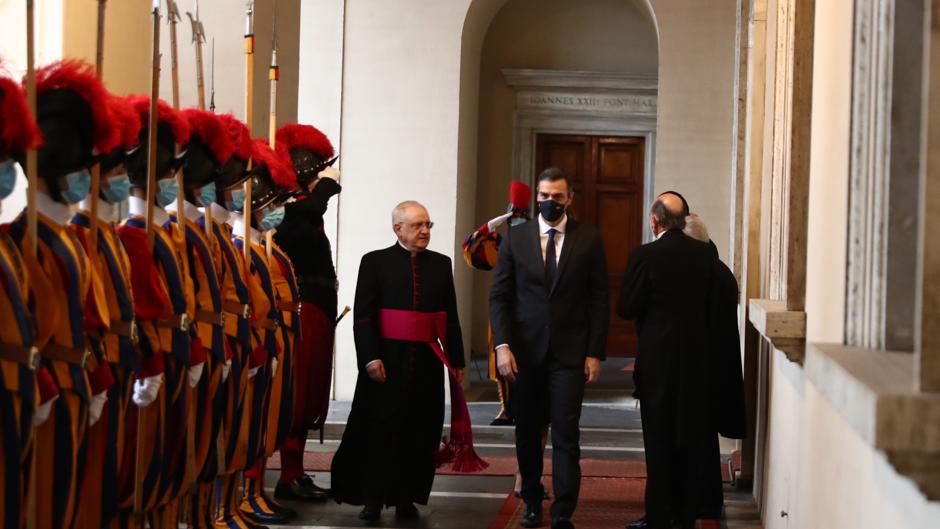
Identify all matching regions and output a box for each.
[748,298,806,363]
[805,343,940,500]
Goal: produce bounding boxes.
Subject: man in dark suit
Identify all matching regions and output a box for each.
[617,193,725,529]
[490,167,610,529]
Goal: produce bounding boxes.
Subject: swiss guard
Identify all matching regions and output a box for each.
[9,59,118,529]
[115,93,191,526]
[0,67,42,529]
[272,123,340,500]
[169,107,235,529]
[462,181,531,425]
[238,139,298,526]
[70,92,142,529]
[211,114,272,529]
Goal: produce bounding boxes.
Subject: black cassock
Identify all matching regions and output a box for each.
[331,243,465,507]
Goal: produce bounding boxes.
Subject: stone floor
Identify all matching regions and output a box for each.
[261,360,762,529]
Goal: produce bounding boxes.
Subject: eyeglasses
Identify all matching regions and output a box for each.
[400,221,434,230]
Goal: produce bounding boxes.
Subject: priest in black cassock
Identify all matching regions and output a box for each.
[331,200,469,522]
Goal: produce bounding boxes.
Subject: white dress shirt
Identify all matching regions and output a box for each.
[538,213,567,265]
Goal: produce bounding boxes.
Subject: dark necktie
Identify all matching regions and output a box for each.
[545,228,557,291]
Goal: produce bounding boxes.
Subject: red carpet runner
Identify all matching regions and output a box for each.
[487,477,646,529]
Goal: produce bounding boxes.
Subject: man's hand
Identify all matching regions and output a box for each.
[487,212,514,232]
[496,346,518,382]
[455,369,464,385]
[319,166,341,183]
[584,357,601,384]
[365,360,386,383]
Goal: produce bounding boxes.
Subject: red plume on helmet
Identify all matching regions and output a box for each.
[33,59,120,154]
[0,75,41,157]
[123,94,190,145]
[218,114,252,161]
[275,123,334,161]
[509,181,531,211]
[107,94,142,151]
[251,139,295,189]
[181,108,235,164]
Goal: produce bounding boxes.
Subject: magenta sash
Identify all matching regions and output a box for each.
[378,308,488,472]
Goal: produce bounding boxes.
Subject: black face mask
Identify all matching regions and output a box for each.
[538,200,566,222]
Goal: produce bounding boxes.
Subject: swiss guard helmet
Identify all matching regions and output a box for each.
[248,139,295,214]
[0,71,41,200]
[180,108,234,206]
[20,59,120,203]
[215,113,252,195]
[275,123,335,191]
[123,95,190,189]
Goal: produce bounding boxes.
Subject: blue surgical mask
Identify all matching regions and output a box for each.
[155,177,180,208]
[0,159,18,200]
[60,168,92,204]
[101,173,131,203]
[227,187,246,212]
[259,206,285,231]
[197,182,217,208]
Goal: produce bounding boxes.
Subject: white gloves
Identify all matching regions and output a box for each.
[318,166,340,183]
[133,374,164,407]
[32,395,58,426]
[487,212,513,232]
[188,362,205,388]
[271,356,279,378]
[88,391,109,426]
[221,359,232,382]
[247,366,259,379]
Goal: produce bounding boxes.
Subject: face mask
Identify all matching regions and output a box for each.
[197,182,217,208]
[538,200,566,223]
[156,178,180,208]
[259,206,285,231]
[227,188,246,212]
[61,168,92,204]
[101,173,131,203]
[0,159,18,200]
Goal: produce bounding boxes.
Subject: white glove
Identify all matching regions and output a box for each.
[247,366,260,379]
[487,212,513,232]
[318,166,340,183]
[133,374,164,407]
[270,356,279,378]
[88,391,109,426]
[32,395,58,426]
[188,362,205,388]
[221,359,232,382]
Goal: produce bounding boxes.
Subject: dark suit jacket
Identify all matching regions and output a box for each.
[489,218,609,370]
[616,230,717,444]
[709,244,747,439]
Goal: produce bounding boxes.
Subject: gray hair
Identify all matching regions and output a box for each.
[391,200,427,224]
[683,213,710,243]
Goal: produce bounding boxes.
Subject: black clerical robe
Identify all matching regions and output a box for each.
[331,243,465,507]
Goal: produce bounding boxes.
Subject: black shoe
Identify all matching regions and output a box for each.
[520,504,543,528]
[395,502,419,519]
[359,505,381,521]
[274,479,329,501]
[297,473,331,495]
[552,518,574,529]
[267,502,297,520]
[626,516,676,529]
[490,415,514,426]
[242,510,292,525]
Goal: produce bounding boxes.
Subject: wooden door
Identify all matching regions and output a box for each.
[535,134,645,358]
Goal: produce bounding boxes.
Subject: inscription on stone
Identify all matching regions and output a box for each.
[521,91,656,114]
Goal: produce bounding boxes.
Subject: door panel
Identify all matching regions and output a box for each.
[536,134,645,358]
